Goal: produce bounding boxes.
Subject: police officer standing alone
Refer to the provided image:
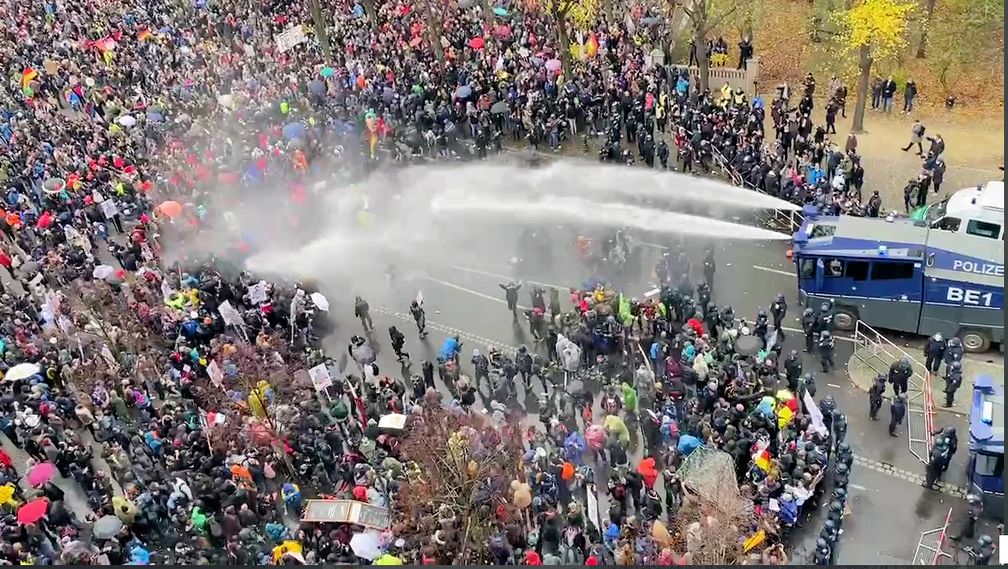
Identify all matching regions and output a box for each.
[770,292,787,340]
[818,330,836,373]
[923,333,947,374]
[889,393,907,436]
[801,308,817,353]
[943,361,963,407]
[889,356,912,396]
[868,373,887,420]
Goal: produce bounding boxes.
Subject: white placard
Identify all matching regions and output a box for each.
[100,199,118,219]
[275,25,306,53]
[248,281,268,304]
[308,363,333,391]
[218,300,245,326]
[207,360,224,388]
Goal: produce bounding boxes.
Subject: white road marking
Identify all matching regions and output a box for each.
[420,275,531,311]
[752,265,794,277]
[826,383,842,388]
[446,264,568,290]
[848,483,869,491]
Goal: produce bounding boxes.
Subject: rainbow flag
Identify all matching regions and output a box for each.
[20,68,37,89]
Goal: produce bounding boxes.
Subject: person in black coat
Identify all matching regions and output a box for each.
[868,373,887,420]
[923,333,947,373]
[889,393,907,436]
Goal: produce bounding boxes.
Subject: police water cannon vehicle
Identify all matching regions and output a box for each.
[790,183,1004,352]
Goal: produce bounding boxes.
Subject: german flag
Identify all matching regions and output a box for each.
[20,68,38,89]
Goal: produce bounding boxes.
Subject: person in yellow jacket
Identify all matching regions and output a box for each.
[656,92,669,134]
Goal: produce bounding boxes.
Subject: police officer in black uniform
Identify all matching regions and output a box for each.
[770,292,787,339]
[943,360,963,407]
[784,350,803,391]
[818,330,836,373]
[889,393,907,436]
[923,333,947,374]
[801,308,817,353]
[888,356,912,396]
[868,373,886,420]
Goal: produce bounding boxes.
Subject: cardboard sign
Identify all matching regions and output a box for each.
[300,499,390,529]
[207,360,224,388]
[275,25,306,53]
[218,300,245,327]
[248,281,268,304]
[308,363,333,391]
[100,199,118,219]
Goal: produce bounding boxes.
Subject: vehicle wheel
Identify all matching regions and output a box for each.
[833,308,857,332]
[959,330,991,353]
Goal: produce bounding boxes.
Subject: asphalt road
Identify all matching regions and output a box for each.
[306,229,995,563]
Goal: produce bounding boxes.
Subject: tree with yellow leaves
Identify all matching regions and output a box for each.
[531,0,600,75]
[835,0,914,132]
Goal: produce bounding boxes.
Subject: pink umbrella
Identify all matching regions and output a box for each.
[585,425,606,450]
[467,37,486,50]
[545,58,562,72]
[26,463,55,487]
[493,25,512,39]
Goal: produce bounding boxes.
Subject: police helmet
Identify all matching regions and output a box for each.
[966,493,981,505]
[822,330,832,338]
[951,361,962,371]
[804,307,814,316]
[978,535,993,547]
[820,302,830,312]
[933,333,943,341]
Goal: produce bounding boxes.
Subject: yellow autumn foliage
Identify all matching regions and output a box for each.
[528,0,599,31]
[836,0,914,58]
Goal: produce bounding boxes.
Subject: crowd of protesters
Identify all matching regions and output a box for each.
[0,0,944,562]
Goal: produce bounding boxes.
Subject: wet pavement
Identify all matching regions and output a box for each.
[304,228,999,563]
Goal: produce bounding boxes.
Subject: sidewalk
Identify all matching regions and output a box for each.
[846,349,1004,417]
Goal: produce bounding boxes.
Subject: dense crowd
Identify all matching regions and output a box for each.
[0,0,957,564]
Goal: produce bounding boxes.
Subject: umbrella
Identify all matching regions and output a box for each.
[310,292,329,312]
[352,344,376,366]
[320,67,336,78]
[349,531,383,561]
[17,498,48,524]
[0,484,16,507]
[585,425,606,450]
[146,110,164,123]
[493,6,508,16]
[467,37,485,50]
[677,434,702,455]
[374,553,403,565]
[735,335,762,357]
[282,122,306,140]
[92,515,124,539]
[4,363,41,382]
[545,58,562,72]
[563,431,587,464]
[217,94,234,107]
[158,200,183,218]
[92,265,115,280]
[454,85,472,99]
[308,79,325,95]
[116,115,137,127]
[42,178,65,195]
[408,36,422,47]
[490,101,509,115]
[493,24,512,38]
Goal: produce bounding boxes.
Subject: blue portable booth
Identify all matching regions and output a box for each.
[967,375,1004,518]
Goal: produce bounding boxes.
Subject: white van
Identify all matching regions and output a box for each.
[924,180,1004,239]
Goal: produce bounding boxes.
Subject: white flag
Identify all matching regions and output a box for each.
[803,391,828,436]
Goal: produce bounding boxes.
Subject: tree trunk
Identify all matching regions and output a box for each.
[696,25,710,92]
[851,44,872,133]
[361,0,377,28]
[557,21,573,78]
[308,0,332,59]
[424,0,445,61]
[915,0,937,58]
[482,0,494,27]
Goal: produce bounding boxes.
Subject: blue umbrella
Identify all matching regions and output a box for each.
[320,67,336,78]
[146,110,164,123]
[492,6,508,16]
[454,85,472,99]
[282,121,306,140]
[563,431,587,464]
[308,79,325,95]
[677,434,702,455]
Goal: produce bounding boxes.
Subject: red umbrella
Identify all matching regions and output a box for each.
[26,463,55,487]
[467,37,485,50]
[17,498,49,524]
